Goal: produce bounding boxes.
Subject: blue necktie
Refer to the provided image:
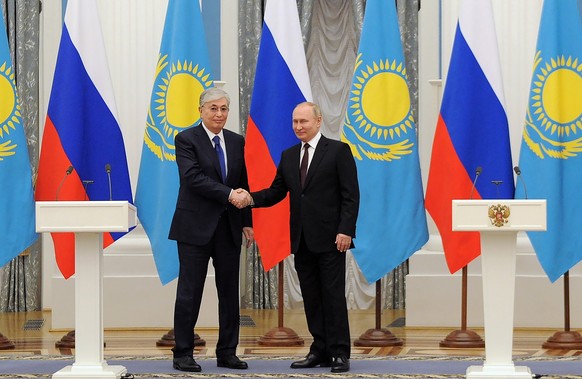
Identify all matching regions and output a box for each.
[213,135,227,183]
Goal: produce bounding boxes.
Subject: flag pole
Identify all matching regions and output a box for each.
[155,329,206,348]
[0,333,14,350]
[54,328,206,349]
[439,266,484,348]
[55,330,76,348]
[354,278,402,347]
[258,260,303,346]
[541,271,582,349]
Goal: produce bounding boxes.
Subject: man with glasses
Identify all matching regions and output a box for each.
[169,88,254,372]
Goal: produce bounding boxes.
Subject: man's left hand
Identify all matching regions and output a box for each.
[335,233,351,252]
[243,227,255,248]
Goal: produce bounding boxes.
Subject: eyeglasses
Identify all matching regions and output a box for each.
[204,106,230,114]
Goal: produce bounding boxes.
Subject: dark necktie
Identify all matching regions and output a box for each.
[213,135,227,183]
[300,143,310,188]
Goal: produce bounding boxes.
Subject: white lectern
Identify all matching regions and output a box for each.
[452,199,546,379]
[36,201,137,379]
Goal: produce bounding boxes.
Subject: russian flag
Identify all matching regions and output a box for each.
[35,0,133,279]
[245,0,312,271]
[425,0,514,274]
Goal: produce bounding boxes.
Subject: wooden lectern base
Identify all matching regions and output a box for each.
[542,330,582,350]
[156,329,206,347]
[0,332,15,350]
[354,328,403,347]
[439,329,485,348]
[258,327,304,347]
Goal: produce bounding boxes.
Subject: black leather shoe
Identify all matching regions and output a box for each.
[173,356,201,372]
[290,353,330,369]
[217,355,248,369]
[330,356,350,373]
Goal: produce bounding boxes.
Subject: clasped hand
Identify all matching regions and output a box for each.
[229,188,252,209]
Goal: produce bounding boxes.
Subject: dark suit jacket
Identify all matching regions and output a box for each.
[169,124,252,246]
[252,135,359,253]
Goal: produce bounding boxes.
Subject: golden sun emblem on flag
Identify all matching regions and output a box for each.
[523,52,582,159]
[341,53,415,161]
[0,61,22,161]
[144,54,212,161]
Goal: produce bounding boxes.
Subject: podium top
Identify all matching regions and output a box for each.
[36,201,137,233]
[452,199,546,232]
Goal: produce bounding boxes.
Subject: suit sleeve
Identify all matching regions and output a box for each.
[337,143,360,237]
[251,154,290,208]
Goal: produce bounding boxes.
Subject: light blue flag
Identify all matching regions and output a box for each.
[517,0,582,282]
[0,14,38,267]
[340,0,428,283]
[135,0,213,284]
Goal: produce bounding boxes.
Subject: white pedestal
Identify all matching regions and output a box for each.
[466,365,533,379]
[52,362,126,379]
[452,200,546,379]
[37,201,137,379]
[49,225,219,330]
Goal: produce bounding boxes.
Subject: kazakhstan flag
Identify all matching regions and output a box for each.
[0,13,37,268]
[517,0,582,282]
[341,0,428,283]
[135,0,213,284]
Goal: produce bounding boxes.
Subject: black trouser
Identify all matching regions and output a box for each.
[294,237,350,359]
[172,214,240,358]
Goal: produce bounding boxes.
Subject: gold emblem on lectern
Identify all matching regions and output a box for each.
[488,204,510,227]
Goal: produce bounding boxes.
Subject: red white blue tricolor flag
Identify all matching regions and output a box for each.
[135,0,213,284]
[340,0,428,283]
[425,0,514,274]
[516,0,582,282]
[36,0,133,279]
[0,12,37,268]
[245,0,312,271]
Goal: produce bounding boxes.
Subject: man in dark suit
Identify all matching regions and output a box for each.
[168,88,254,372]
[249,102,359,373]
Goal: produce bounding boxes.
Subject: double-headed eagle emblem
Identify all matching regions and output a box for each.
[488,204,510,227]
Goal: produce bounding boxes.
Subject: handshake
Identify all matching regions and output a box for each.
[229,188,253,209]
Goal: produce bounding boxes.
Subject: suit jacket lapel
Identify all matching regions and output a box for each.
[224,131,238,185]
[304,136,328,189]
[288,144,302,190]
[193,124,223,180]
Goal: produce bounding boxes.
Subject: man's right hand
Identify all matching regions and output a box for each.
[229,188,252,209]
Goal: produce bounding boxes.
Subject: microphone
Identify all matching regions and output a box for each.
[55,165,74,200]
[105,163,112,200]
[82,180,94,200]
[514,166,528,199]
[491,180,503,198]
[469,166,482,200]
